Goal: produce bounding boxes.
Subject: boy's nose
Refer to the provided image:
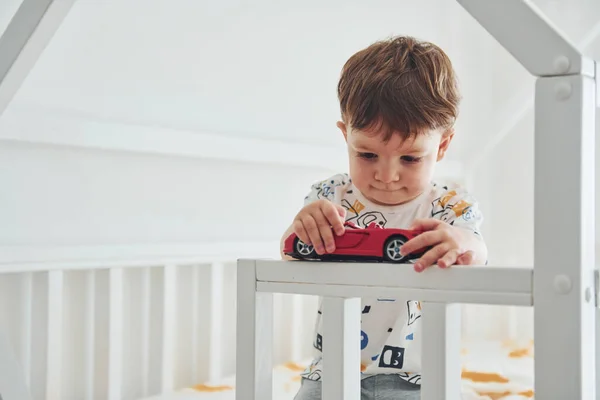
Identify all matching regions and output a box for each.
[375,164,399,183]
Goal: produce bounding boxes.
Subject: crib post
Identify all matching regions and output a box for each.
[321,297,361,400]
[420,302,461,400]
[236,259,273,400]
[533,72,596,399]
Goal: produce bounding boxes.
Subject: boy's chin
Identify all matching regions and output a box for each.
[366,190,412,206]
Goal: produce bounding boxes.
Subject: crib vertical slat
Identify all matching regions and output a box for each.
[0,272,32,400]
[140,268,151,395]
[84,271,96,400]
[190,264,200,381]
[420,302,461,400]
[194,264,210,382]
[92,270,111,399]
[236,259,273,400]
[146,268,163,395]
[20,273,33,388]
[30,273,49,400]
[0,329,32,400]
[61,271,93,399]
[220,263,239,377]
[194,263,224,383]
[290,294,304,362]
[161,264,177,392]
[108,268,124,400]
[209,262,224,381]
[46,270,64,400]
[321,297,361,400]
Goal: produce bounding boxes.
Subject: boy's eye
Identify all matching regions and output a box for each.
[358,152,377,160]
[401,156,422,163]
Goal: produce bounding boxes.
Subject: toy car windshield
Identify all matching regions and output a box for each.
[366,222,383,229]
[343,221,360,229]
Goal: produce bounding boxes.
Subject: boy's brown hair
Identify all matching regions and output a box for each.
[337,36,460,141]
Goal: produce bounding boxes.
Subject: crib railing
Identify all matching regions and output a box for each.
[0,245,316,400]
[236,259,535,400]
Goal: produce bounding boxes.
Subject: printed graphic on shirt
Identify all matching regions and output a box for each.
[438,190,457,208]
[314,333,323,351]
[432,191,466,221]
[339,196,389,228]
[317,181,338,200]
[451,199,472,217]
[342,198,366,216]
[302,357,323,381]
[430,188,482,235]
[305,370,322,381]
[378,345,405,369]
[407,301,422,326]
[361,331,369,349]
[347,210,388,228]
[398,372,422,385]
[304,174,350,204]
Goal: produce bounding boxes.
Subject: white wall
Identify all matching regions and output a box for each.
[2,0,600,346]
[0,0,472,258]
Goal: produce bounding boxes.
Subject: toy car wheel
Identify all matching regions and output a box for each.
[294,237,316,258]
[383,235,408,262]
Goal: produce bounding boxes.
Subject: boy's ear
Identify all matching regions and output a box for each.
[436,129,454,161]
[336,121,348,141]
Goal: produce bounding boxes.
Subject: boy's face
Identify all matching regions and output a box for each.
[337,121,453,206]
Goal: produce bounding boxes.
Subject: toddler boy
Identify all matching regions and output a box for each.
[281,36,487,400]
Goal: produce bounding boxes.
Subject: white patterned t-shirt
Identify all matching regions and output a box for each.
[299,173,484,385]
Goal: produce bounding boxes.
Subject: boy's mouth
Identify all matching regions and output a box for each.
[372,186,402,192]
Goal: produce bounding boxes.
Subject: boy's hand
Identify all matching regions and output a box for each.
[399,219,485,272]
[293,200,346,254]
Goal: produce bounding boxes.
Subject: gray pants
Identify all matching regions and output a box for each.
[293,375,420,400]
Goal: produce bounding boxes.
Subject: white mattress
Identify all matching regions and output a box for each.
[141,339,534,400]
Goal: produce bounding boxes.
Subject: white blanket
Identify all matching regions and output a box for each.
[141,339,534,400]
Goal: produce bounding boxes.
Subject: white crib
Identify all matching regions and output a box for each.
[0,249,323,400]
[0,0,598,399]
[236,1,600,400]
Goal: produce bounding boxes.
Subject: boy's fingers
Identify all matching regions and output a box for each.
[313,210,336,253]
[293,219,310,245]
[437,248,461,269]
[414,243,450,272]
[456,250,475,265]
[301,215,324,254]
[401,231,442,256]
[322,203,345,236]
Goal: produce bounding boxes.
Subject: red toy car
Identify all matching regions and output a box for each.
[283,221,427,263]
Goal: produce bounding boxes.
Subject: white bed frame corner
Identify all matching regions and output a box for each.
[235,1,599,399]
